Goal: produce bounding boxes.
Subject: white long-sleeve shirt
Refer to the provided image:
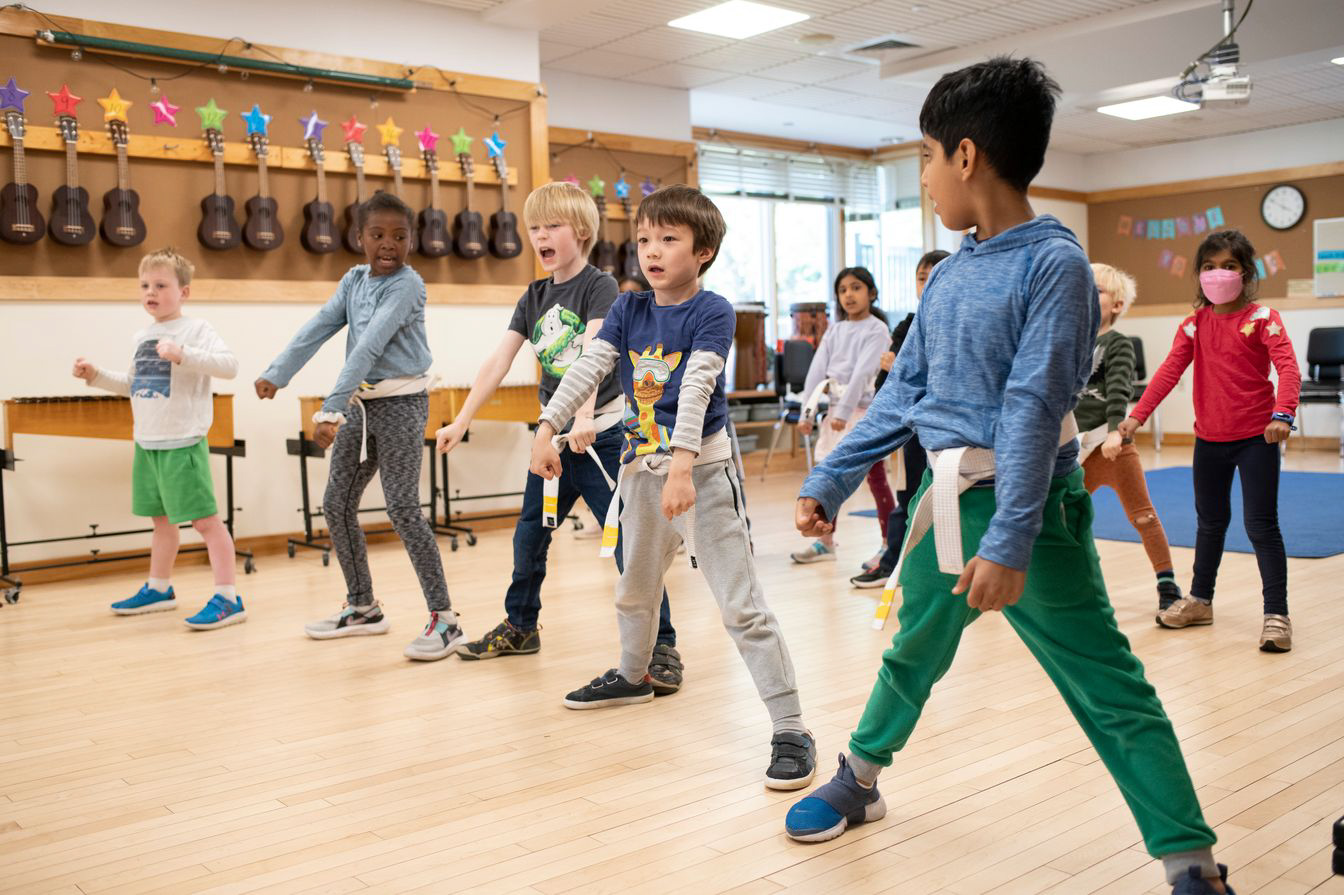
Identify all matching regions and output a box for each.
[801,315,891,422]
[89,316,238,449]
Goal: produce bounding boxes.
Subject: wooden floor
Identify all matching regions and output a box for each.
[2,446,1342,895]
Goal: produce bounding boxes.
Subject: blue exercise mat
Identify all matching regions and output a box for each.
[849,468,1342,558]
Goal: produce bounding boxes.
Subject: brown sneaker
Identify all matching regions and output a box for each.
[1259,614,1292,652]
[1157,597,1213,629]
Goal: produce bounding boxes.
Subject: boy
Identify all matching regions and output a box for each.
[528,185,814,790]
[438,181,683,693]
[783,59,1231,894]
[73,247,245,630]
[256,192,465,661]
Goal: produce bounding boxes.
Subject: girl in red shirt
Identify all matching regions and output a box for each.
[1119,229,1300,652]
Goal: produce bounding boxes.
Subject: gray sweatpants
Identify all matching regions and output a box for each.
[616,459,804,733]
[324,393,451,612]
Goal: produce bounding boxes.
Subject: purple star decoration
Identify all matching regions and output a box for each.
[0,77,30,112]
[641,178,656,198]
[300,111,328,142]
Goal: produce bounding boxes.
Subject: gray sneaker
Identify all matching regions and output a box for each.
[304,602,390,640]
[403,611,466,661]
[791,540,837,564]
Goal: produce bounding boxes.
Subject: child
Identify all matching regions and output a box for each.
[1118,229,1299,652]
[852,249,949,588]
[791,266,891,566]
[786,57,1231,894]
[530,184,815,790]
[72,247,244,630]
[255,192,465,661]
[1078,263,1183,616]
[438,181,683,692]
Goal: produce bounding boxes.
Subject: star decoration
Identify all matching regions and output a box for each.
[586,175,605,198]
[1240,322,1257,337]
[415,125,439,153]
[0,77,29,112]
[376,116,402,146]
[449,126,472,156]
[300,110,328,142]
[484,130,506,158]
[196,98,227,132]
[563,175,580,186]
[614,176,630,200]
[640,177,656,197]
[150,95,180,127]
[1182,321,1196,339]
[97,88,132,123]
[241,103,271,136]
[340,114,366,144]
[47,84,82,117]
[1266,321,1282,337]
[1251,306,1271,320]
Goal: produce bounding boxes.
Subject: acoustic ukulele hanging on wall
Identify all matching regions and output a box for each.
[451,126,485,259]
[242,102,283,251]
[46,84,94,246]
[340,114,368,254]
[299,111,338,254]
[485,129,521,259]
[588,174,617,275]
[1,76,45,245]
[415,125,450,258]
[196,98,240,250]
[98,88,147,248]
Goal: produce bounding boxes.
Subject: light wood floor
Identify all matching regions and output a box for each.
[2,447,1342,895]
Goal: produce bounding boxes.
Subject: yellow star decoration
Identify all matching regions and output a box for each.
[97,87,132,123]
[377,117,403,146]
[1240,322,1257,337]
[1266,321,1282,337]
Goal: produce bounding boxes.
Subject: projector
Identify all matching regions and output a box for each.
[1198,65,1253,104]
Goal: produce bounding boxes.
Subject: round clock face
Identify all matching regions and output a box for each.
[1261,184,1305,230]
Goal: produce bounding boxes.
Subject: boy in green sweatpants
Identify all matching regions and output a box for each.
[784,57,1230,894]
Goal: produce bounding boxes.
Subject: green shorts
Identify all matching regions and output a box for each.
[132,438,218,523]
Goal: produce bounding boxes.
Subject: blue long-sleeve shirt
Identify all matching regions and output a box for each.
[260,264,434,415]
[800,215,1099,570]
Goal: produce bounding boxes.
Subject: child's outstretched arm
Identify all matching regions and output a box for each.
[1120,317,1195,438]
[256,274,352,398]
[315,279,426,418]
[74,356,131,395]
[436,330,526,453]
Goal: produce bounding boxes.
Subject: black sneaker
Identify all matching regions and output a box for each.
[849,567,891,589]
[457,619,540,660]
[563,668,654,710]
[1157,579,1184,619]
[766,730,817,790]
[649,643,684,696]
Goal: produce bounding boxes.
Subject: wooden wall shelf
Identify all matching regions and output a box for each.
[0,275,527,305]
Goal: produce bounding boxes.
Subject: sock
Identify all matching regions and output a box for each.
[1157,570,1175,583]
[771,718,808,737]
[847,752,882,788]
[1161,848,1219,885]
[1195,596,1212,605]
[431,609,458,630]
[148,577,171,593]
[216,585,236,600]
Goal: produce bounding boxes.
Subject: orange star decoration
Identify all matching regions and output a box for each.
[97,87,132,123]
[1266,321,1282,337]
[377,116,402,146]
[1240,322,1257,337]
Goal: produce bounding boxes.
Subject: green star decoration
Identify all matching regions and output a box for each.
[450,126,473,156]
[586,175,605,198]
[196,98,227,132]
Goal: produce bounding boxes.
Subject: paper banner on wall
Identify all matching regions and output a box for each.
[1117,215,1133,236]
[1265,250,1285,275]
[1133,219,1146,238]
[1254,257,1267,279]
[1148,219,1162,239]
[1176,217,1191,236]
[1160,219,1175,239]
[1170,255,1188,277]
[1159,249,1174,269]
[1193,213,1207,234]
[1207,206,1225,228]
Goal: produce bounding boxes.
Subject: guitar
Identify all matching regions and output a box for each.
[99,118,147,247]
[485,131,521,259]
[615,177,639,282]
[340,116,368,254]
[451,132,485,259]
[197,127,241,250]
[0,109,43,244]
[416,128,450,258]
[49,114,94,246]
[381,123,416,252]
[300,116,338,254]
[588,176,617,275]
[243,130,283,250]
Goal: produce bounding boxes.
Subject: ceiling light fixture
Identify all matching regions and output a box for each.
[668,1,809,40]
[1097,95,1201,120]
[1332,56,1344,65]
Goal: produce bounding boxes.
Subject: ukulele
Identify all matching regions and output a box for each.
[615,177,639,282]
[340,116,368,254]
[197,127,241,250]
[485,131,521,259]
[588,175,617,275]
[380,118,416,252]
[0,108,43,244]
[49,112,94,246]
[243,130,283,250]
[99,118,147,247]
[415,127,450,258]
[300,114,338,255]
[451,129,485,259]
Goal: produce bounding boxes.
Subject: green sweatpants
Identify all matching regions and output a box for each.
[850,468,1216,858]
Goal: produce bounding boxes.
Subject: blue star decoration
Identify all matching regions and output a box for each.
[242,103,271,136]
[614,176,630,200]
[0,77,30,112]
[484,130,506,158]
[641,177,656,197]
[299,110,328,142]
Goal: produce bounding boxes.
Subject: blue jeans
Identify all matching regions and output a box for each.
[505,426,676,644]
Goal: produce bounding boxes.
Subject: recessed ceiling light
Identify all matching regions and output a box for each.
[796,32,835,46]
[668,1,809,40]
[782,121,795,126]
[1332,56,1344,65]
[1097,95,1200,120]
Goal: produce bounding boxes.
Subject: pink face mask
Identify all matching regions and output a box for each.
[1199,268,1244,305]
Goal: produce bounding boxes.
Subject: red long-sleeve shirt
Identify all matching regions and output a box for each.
[1132,303,1301,442]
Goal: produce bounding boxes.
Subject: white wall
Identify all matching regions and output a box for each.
[543,70,691,142]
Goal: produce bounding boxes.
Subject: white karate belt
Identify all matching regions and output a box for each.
[578,451,699,569]
[801,378,840,423]
[541,408,624,546]
[870,413,1080,630]
[314,374,436,463]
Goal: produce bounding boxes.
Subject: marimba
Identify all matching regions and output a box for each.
[0,394,253,604]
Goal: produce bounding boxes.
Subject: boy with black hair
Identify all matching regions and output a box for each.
[529,184,815,791]
[784,58,1230,894]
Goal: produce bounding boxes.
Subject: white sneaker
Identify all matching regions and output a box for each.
[403,611,466,661]
[304,602,390,640]
[790,541,837,564]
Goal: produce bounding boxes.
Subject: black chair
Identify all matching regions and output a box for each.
[761,339,818,478]
[1299,326,1344,456]
[1128,336,1162,452]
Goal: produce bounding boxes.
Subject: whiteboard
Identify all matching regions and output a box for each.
[1315,216,1344,297]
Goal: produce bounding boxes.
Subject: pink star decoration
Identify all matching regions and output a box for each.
[416,125,439,153]
[150,94,180,127]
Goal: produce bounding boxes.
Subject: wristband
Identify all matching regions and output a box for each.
[1271,412,1296,431]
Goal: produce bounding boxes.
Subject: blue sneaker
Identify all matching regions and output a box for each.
[184,595,246,630]
[110,584,176,616]
[785,754,886,842]
[1171,864,1235,894]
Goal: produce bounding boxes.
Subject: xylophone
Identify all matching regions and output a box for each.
[0,394,252,604]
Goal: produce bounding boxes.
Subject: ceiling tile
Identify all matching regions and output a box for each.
[544,50,665,79]
[755,54,873,84]
[624,63,734,90]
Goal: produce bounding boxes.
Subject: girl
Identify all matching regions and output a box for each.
[1119,229,1300,652]
[792,267,891,564]
[1078,263,1182,616]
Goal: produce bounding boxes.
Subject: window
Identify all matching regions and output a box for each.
[844,153,926,320]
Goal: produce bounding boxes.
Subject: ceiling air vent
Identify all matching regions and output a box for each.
[853,38,919,53]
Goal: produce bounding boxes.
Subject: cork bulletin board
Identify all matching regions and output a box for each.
[1087,171,1344,309]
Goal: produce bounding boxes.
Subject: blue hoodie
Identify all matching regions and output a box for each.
[801,215,1099,571]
